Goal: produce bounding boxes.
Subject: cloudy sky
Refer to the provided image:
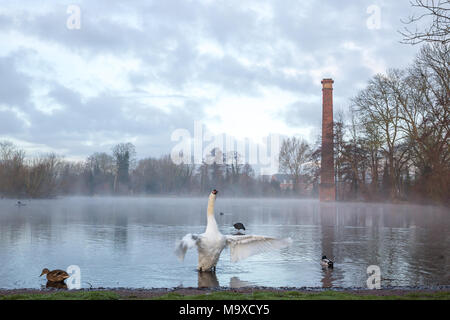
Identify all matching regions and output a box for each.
[0,0,421,164]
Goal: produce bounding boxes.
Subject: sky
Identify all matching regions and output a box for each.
[0,0,421,167]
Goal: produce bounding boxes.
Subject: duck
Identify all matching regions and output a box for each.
[232,222,246,235]
[321,255,334,268]
[40,268,70,282]
[175,189,292,272]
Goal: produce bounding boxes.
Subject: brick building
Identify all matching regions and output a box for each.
[320,79,336,201]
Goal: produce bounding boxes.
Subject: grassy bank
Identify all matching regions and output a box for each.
[1,290,449,300]
[155,291,450,300]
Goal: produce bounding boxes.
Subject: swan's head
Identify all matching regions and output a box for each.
[209,189,218,202]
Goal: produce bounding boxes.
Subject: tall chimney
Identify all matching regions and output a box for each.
[320,78,335,201]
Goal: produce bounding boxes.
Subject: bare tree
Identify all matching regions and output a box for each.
[225,151,243,187]
[86,152,115,194]
[0,141,26,196]
[59,161,86,195]
[349,42,449,203]
[401,43,450,201]
[400,0,450,44]
[333,112,347,199]
[279,137,311,192]
[340,111,370,200]
[112,142,136,193]
[25,153,61,198]
[352,71,410,200]
[361,120,383,196]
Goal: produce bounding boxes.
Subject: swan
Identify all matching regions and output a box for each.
[175,189,292,272]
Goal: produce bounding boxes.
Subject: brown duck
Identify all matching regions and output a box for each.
[40,268,70,282]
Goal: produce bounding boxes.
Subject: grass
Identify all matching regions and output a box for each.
[0,291,120,300]
[0,290,449,300]
[154,290,450,300]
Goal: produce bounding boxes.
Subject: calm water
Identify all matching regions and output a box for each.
[0,197,449,289]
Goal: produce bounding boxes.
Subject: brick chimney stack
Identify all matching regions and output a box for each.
[320,78,335,201]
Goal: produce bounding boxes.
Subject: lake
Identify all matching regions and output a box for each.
[0,197,449,289]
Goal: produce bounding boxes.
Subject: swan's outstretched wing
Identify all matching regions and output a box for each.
[175,233,200,261]
[225,235,292,262]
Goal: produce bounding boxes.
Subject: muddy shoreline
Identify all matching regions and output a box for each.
[1,286,449,298]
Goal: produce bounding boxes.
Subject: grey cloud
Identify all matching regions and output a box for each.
[281,101,321,128]
[0,53,31,107]
[16,83,208,158]
[0,109,25,134]
[0,0,419,159]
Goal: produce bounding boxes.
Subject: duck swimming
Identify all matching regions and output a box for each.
[175,189,292,272]
[40,268,70,282]
[321,255,334,268]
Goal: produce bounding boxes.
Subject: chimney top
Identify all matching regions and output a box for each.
[321,78,334,88]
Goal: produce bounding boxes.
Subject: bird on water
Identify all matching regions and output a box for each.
[232,222,246,235]
[175,189,292,272]
[321,255,334,268]
[233,222,245,231]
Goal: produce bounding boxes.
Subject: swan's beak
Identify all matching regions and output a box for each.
[211,189,218,195]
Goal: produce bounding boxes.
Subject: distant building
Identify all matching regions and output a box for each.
[271,174,313,195]
[271,174,294,191]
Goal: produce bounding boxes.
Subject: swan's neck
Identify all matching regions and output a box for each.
[205,195,219,235]
[206,215,219,234]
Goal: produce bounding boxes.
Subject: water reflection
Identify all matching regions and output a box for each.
[319,203,336,288]
[230,277,252,288]
[321,267,334,288]
[197,273,253,288]
[45,281,68,289]
[113,214,128,251]
[198,272,219,288]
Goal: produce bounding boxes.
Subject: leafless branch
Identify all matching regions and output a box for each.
[400,0,450,44]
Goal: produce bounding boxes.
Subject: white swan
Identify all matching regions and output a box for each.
[175,189,292,272]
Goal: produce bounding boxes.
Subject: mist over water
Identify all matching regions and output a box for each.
[0,197,448,289]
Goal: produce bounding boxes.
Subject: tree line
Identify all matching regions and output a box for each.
[336,43,448,204]
[0,141,290,198]
[276,43,449,205]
